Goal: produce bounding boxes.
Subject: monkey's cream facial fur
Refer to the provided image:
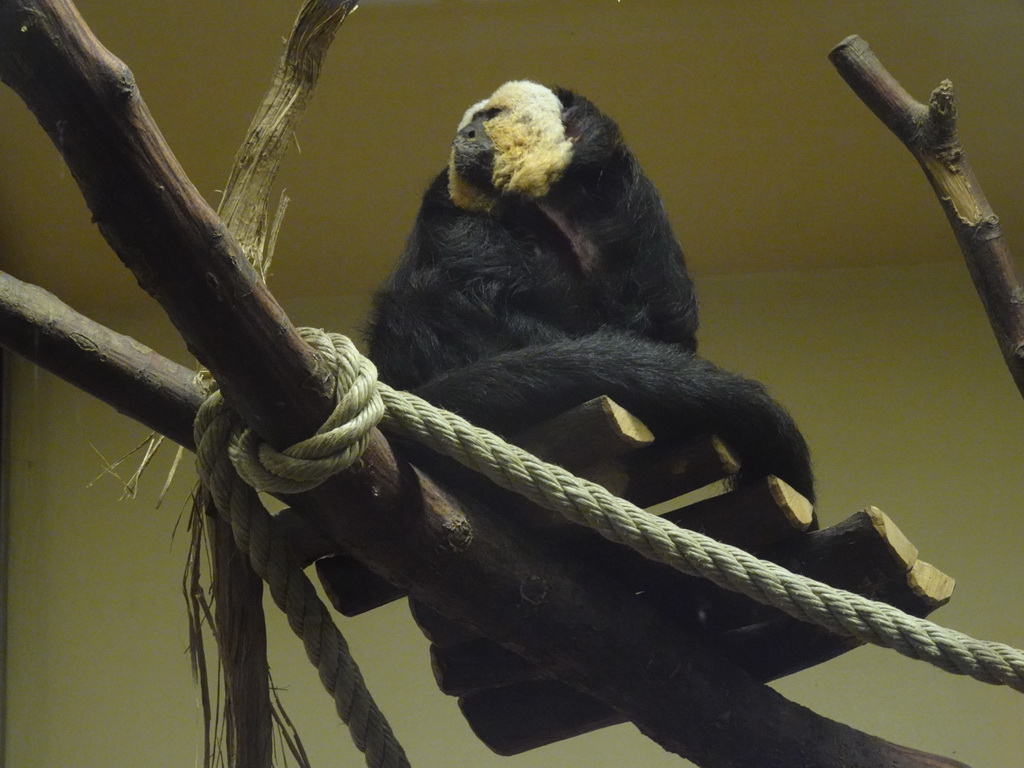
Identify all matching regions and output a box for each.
[449,81,573,212]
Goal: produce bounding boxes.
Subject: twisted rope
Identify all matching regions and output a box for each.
[378,385,1024,692]
[193,329,408,768]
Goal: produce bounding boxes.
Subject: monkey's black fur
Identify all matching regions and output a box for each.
[367,87,815,502]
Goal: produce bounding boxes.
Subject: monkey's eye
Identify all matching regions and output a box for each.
[458,106,503,143]
[470,106,504,124]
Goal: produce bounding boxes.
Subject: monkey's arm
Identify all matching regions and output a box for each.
[549,93,699,348]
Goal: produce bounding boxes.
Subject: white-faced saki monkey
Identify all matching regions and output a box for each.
[367,81,814,503]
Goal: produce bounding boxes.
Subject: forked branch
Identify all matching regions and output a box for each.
[830,35,1024,398]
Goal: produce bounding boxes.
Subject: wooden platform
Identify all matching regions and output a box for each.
[285,396,954,755]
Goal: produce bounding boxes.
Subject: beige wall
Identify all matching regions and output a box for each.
[4,262,1022,767]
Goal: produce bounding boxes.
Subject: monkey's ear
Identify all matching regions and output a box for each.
[554,87,584,141]
[561,106,585,142]
[554,86,576,110]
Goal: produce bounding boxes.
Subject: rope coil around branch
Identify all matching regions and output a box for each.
[193,330,409,768]
[230,329,384,494]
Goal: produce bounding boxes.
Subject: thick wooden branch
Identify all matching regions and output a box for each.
[0,6,973,766]
[0,0,331,448]
[830,35,1024,399]
[0,271,201,448]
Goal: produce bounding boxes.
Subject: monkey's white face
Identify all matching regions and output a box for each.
[448,80,574,212]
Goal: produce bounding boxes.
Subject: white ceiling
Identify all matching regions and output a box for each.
[2,0,1022,317]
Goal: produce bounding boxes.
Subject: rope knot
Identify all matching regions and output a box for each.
[190,328,407,768]
[196,328,384,495]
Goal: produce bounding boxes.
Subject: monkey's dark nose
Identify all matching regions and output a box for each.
[457,117,490,144]
[451,119,496,192]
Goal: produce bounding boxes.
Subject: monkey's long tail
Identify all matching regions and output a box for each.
[412,329,815,502]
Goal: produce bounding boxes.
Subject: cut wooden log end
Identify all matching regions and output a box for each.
[908,560,955,607]
[768,506,955,619]
[409,598,481,647]
[773,479,816,529]
[274,506,339,566]
[431,638,539,696]
[771,506,917,591]
[863,505,919,568]
[662,475,814,553]
[625,435,742,508]
[315,554,405,617]
[515,395,655,471]
[459,682,620,757]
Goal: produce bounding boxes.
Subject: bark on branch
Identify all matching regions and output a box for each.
[0,272,201,448]
[830,35,1024,399]
[0,0,331,448]
[0,5,974,767]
